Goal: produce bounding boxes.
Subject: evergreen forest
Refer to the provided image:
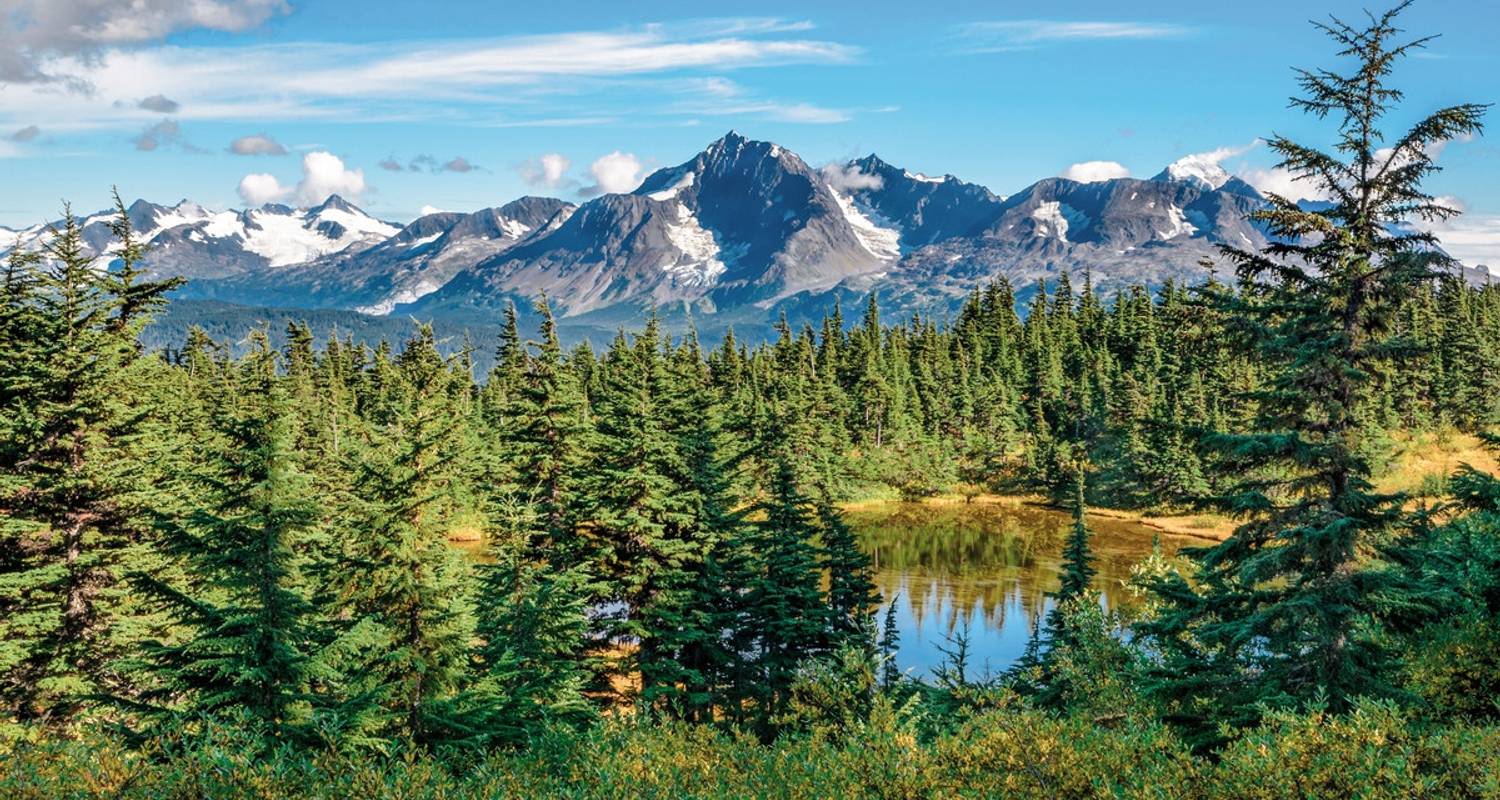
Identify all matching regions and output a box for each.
[4,4,1500,797]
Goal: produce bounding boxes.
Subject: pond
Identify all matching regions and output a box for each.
[847,498,1199,680]
[452,497,1204,681]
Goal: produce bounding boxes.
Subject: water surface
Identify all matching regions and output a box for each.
[849,499,1195,679]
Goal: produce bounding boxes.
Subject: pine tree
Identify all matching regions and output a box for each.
[877,595,902,690]
[743,458,829,728]
[0,200,178,725]
[130,333,323,740]
[1141,3,1488,741]
[467,502,593,746]
[819,495,879,649]
[334,325,477,746]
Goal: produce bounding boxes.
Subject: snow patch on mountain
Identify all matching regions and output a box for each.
[357,277,445,316]
[647,170,697,202]
[660,203,726,287]
[831,191,902,261]
[1032,201,1089,242]
[1157,205,1199,240]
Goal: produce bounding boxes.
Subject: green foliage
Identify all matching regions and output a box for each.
[1140,2,1489,743]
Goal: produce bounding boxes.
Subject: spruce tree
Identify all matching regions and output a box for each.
[334,325,477,746]
[1141,2,1488,740]
[819,495,879,650]
[0,201,177,725]
[744,458,828,728]
[130,333,323,740]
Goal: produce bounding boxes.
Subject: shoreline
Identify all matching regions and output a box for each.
[841,492,1237,543]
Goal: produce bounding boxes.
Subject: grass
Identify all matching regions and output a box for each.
[1374,429,1498,497]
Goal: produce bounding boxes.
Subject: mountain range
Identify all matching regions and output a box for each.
[2,131,1487,344]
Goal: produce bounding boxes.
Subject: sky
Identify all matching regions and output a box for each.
[2,0,1498,266]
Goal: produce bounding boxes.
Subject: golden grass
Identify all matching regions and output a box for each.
[1375,429,1499,496]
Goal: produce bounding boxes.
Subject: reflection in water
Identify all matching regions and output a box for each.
[452,500,1192,682]
[850,500,1190,680]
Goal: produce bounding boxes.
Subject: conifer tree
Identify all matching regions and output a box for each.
[819,495,879,650]
[335,325,477,746]
[130,333,324,740]
[1142,2,1488,740]
[0,200,177,725]
[744,458,829,728]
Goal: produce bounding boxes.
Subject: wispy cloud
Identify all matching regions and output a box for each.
[0,21,859,131]
[958,20,1193,53]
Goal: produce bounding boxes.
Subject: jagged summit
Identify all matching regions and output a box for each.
[4,132,1413,339]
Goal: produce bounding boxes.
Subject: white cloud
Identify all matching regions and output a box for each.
[960,20,1192,52]
[418,204,450,216]
[821,163,883,193]
[229,132,287,155]
[1412,202,1500,270]
[0,0,289,85]
[296,150,366,204]
[237,172,285,205]
[519,152,572,189]
[236,150,367,206]
[1061,160,1129,183]
[1236,166,1331,203]
[0,23,857,129]
[582,151,643,195]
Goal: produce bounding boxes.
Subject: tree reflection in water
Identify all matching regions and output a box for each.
[849,500,1191,679]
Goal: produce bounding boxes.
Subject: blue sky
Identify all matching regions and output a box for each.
[3,0,1497,264]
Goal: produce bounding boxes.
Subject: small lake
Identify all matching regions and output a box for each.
[848,499,1197,680]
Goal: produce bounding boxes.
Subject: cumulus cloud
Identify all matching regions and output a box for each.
[228,132,287,155]
[133,118,187,151]
[519,152,572,188]
[378,156,403,171]
[0,0,289,86]
[442,156,475,173]
[236,172,285,205]
[820,163,883,193]
[581,151,643,196]
[1236,166,1331,203]
[236,150,368,206]
[1061,160,1130,183]
[138,94,179,113]
[418,204,450,216]
[959,20,1192,52]
[10,125,40,142]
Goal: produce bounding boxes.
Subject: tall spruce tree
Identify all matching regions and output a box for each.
[130,333,324,740]
[744,457,829,729]
[1141,2,1488,741]
[335,325,477,746]
[0,200,178,726]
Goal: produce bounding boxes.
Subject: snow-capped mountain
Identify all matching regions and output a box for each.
[833,155,1005,248]
[175,197,574,315]
[11,131,1427,341]
[0,196,400,281]
[410,131,909,320]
